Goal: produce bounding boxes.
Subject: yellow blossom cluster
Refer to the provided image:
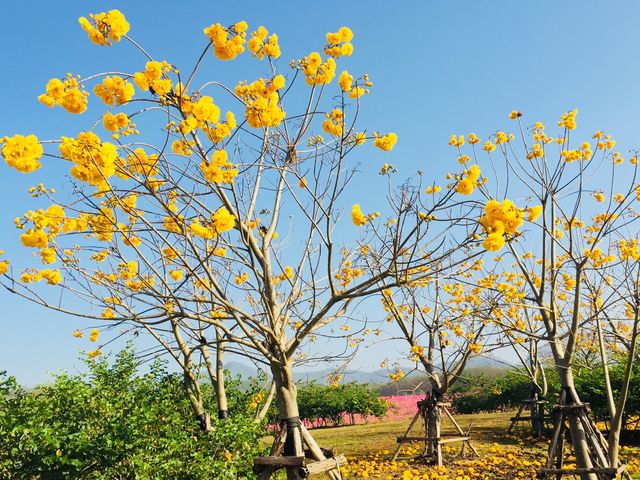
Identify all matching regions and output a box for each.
[200,150,238,185]
[133,61,172,96]
[94,76,135,105]
[1,134,44,173]
[558,108,577,130]
[203,21,247,61]
[59,131,118,190]
[202,111,237,143]
[234,76,286,128]
[89,329,100,342]
[351,204,379,226]
[247,26,280,59]
[38,75,88,114]
[334,261,364,287]
[373,133,398,151]
[20,268,62,285]
[0,250,9,275]
[454,165,481,195]
[301,52,336,85]
[584,247,615,267]
[249,392,265,409]
[178,95,222,134]
[338,71,371,99]
[273,266,294,285]
[324,27,354,58]
[103,112,130,133]
[78,10,129,46]
[322,109,344,137]
[619,239,640,261]
[189,206,236,239]
[18,204,66,250]
[479,199,525,252]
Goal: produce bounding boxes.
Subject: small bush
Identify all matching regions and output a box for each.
[0,347,267,479]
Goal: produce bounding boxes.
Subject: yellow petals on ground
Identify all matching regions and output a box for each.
[1,134,43,173]
[79,10,130,46]
[373,133,398,151]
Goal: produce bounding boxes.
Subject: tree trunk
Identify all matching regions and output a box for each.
[530,387,544,438]
[215,338,229,419]
[271,362,305,480]
[425,399,442,466]
[270,360,340,480]
[557,366,598,480]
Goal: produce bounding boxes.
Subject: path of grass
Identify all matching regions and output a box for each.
[302,411,640,479]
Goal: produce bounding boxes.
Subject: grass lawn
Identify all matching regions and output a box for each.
[298,410,640,479]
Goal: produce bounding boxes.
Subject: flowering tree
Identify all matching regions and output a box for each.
[0,10,484,479]
[449,109,640,478]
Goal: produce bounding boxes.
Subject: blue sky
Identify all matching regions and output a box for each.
[2,1,640,385]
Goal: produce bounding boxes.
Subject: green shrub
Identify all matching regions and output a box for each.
[0,347,267,479]
[296,381,388,426]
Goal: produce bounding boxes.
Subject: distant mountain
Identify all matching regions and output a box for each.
[224,355,511,387]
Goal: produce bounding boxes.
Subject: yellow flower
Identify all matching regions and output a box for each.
[483,141,496,153]
[211,206,236,234]
[204,22,247,61]
[94,76,134,105]
[509,110,522,120]
[38,75,89,114]
[483,233,505,252]
[455,178,474,195]
[351,204,367,226]
[40,269,62,285]
[79,10,130,46]
[1,134,43,173]
[373,133,398,151]
[338,70,353,92]
[558,109,578,130]
[527,205,543,222]
[301,52,336,85]
[247,26,281,59]
[89,329,100,342]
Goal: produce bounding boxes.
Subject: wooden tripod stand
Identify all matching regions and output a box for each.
[508,391,548,437]
[392,397,479,466]
[539,389,627,479]
[253,419,345,479]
